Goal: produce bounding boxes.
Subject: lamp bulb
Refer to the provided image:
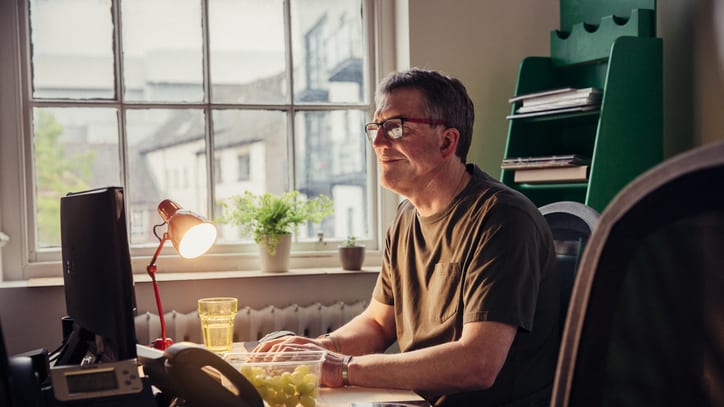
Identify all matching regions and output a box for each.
[178,223,217,258]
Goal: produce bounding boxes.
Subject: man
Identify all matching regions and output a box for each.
[255,68,559,406]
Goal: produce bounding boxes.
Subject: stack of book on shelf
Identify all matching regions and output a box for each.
[501,154,590,183]
[507,87,602,119]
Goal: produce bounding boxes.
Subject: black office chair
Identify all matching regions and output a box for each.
[539,201,599,331]
[551,141,724,407]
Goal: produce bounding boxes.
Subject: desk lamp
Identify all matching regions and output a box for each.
[147,199,217,350]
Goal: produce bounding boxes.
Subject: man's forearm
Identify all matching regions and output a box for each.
[345,341,491,394]
[328,313,394,355]
[345,321,516,394]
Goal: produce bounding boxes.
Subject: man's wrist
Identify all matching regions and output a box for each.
[317,333,341,353]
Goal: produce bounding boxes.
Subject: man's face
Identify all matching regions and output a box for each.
[372,88,447,197]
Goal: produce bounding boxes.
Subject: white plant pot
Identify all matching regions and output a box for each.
[258,233,291,273]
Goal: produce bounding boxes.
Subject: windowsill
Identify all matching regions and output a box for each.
[4,267,380,288]
[2,248,383,286]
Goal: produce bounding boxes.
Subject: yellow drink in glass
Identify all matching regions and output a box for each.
[198,297,237,353]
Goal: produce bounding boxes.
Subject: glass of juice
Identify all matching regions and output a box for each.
[198,297,237,353]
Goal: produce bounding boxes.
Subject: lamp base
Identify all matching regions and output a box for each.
[151,337,174,350]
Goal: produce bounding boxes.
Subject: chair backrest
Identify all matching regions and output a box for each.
[551,141,724,407]
[539,201,599,330]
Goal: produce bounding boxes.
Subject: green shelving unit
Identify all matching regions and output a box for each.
[501,1,662,213]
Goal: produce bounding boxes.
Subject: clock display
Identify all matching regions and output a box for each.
[66,368,118,393]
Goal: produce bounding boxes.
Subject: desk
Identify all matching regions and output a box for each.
[318,386,427,406]
[139,344,427,406]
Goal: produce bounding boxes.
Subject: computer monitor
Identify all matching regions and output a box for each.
[55,186,138,365]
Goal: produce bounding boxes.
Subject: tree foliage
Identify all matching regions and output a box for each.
[34,110,95,246]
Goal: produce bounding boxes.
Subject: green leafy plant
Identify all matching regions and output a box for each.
[219,191,334,255]
[343,235,358,247]
[339,235,365,270]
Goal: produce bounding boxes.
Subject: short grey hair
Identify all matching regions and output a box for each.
[377,68,475,163]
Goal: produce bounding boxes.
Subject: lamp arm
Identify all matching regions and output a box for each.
[147,234,168,272]
[146,233,173,350]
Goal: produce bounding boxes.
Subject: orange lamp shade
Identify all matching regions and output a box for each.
[157,199,217,258]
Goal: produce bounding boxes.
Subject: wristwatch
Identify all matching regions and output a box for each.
[342,355,352,386]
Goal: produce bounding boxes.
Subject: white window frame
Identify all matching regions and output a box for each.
[0,0,401,282]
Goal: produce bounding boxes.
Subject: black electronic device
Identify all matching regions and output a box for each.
[50,358,144,402]
[55,186,138,365]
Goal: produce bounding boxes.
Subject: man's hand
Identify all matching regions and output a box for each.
[251,335,348,387]
[251,334,320,353]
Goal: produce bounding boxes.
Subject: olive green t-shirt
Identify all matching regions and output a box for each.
[373,164,559,406]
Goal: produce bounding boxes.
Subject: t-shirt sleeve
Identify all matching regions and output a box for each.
[372,227,395,306]
[461,202,546,332]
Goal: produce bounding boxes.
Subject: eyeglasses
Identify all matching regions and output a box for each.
[364,117,446,142]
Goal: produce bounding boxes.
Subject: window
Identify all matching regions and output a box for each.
[0,0,397,281]
[237,154,251,182]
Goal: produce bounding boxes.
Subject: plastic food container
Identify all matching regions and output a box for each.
[223,351,326,407]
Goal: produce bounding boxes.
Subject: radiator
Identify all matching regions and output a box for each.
[134,300,368,346]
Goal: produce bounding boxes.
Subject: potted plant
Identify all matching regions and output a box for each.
[219,191,334,272]
[338,235,365,271]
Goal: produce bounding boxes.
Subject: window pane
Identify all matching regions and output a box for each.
[209,0,287,104]
[29,0,114,99]
[291,0,366,104]
[32,107,120,247]
[126,109,209,245]
[122,0,204,102]
[294,110,369,241]
[212,109,288,242]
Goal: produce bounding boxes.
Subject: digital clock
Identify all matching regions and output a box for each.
[50,359,144,402]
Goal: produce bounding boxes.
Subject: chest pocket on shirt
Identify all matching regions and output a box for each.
[429,262,462,322]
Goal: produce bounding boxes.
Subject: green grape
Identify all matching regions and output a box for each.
[290,370,306,386]
[240,366,253,377]
[294,365,311,375]
[251,374,266,388]
[256,385,269,400]
[296,381,314,395]
[285,395,299,407]
[263,388,278,405]
[272,389,288,405]
[270,375,285,388]
[299,394,316,407]
[282,382,297,395]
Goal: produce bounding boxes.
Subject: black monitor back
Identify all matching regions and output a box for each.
[57,187,138,364]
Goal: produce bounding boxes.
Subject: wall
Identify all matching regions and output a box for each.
[693,0,724,148]
[399,0,724,173]
[404,0,559,176]
[1,271,378,355]
[3,0,724,356]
